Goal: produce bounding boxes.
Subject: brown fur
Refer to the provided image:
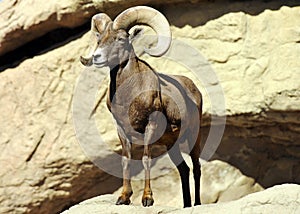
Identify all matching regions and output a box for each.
[82,23,202,207]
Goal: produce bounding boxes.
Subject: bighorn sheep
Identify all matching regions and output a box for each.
[80,6,202,207]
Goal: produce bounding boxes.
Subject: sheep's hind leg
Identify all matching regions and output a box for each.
[168,143,192,208]
[116,128,133,205]
[189,131,202,206]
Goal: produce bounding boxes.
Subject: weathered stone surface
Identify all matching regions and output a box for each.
[0,0,300,213]
[0,32,123,214]
[61,184,300,214]
[0,0,94,56]
[113,154,263,207]
[145,2,300,187]
[0,0,195,56]
[200,159,263,204]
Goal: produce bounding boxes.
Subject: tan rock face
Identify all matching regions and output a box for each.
[0,33,122,214]
[61,184,300,214]
[133,2,300,188]
[0,0,94,56]
[0,0,299,213]
[200,160,263,204]
[0,0,191,57]
[157,2,300,187]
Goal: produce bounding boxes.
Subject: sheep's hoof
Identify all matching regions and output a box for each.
[116,196,130,205]
[142,196,154,207]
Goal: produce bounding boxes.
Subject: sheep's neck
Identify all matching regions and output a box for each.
[109,53,140,103]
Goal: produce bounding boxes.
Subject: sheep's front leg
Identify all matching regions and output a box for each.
[141,119,157,207]
[116,128,133,205]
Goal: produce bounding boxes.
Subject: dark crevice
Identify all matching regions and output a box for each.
[26,133,45,162]
[0,22,90,72]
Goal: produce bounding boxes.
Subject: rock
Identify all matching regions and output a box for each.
[61,194,177,214]
[0,31,123,214]
[0,0,191,56]
[200,159,263,204]
[61,184,300,214]
[142,2,300,187]
[0,0,94,56]
[0,0,300,214]
[113,154,263,207]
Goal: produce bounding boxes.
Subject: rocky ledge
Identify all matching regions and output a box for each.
[61,184,300,214]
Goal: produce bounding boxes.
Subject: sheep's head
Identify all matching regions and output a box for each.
[81,22,145,68]
[80,6,171,68]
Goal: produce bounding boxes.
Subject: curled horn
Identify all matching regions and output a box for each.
[112,6,171,57]
[80,14,112,66]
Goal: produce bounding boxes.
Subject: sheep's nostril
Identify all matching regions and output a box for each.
[93,54,101,61]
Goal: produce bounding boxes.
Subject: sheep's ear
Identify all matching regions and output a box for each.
[129,27,143,43]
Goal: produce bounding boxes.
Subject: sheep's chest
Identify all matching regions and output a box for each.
[111,89,162,135]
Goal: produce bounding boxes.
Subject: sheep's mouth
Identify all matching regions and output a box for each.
[93,61,107,68]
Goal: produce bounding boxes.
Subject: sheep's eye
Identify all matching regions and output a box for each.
[95,32,101,38]
[117,36,127,42]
